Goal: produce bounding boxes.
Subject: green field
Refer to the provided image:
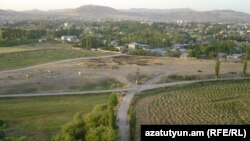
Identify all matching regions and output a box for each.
[0,48,110,70]
[134,80,250,139]
[68,79,123,91]
[0,94,110,141]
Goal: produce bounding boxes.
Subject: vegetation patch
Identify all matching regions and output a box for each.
[68,79,123,91]
[52,94,119,141]
[0,94,110,140]
[0,48,110,70]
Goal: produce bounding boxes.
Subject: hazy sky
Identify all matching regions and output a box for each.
[1,0,249,13]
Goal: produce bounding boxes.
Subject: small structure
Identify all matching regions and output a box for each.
[232,54,243,59]
[61,36,78,42]
[218,53,227,61]
[180,52,189,59]
[228,54,243,62]
[110,40,118,47]
[128,42,150,50]
[115,46,126,52]
[78,71,82,76]
[171,44,188,53]
[25,74,30,78]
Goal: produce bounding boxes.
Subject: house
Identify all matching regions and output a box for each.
[232,54,243,61]
[128,42,150,49]
[180,52,189,59]
[115,46,126,52]
[178,48,187,53]
[171,44,188,52]
[110,40,118,47]
[232,54,243,59]
[228,54,243,62]
[61,36,78,42]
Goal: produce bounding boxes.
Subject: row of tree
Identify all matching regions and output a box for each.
[188,40,250,58]
[1,28,46,39]
[52,94,119,141]
[215,52,249,78]
[0,39,37,47]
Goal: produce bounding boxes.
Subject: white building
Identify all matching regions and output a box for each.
[128,42,150,49]
[61,36,78,42]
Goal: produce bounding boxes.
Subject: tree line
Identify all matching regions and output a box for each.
[0,28,44,47]
[0,39,37,47]
[52,94,119,141]
[1,28,46,39]
[188,40,250,58]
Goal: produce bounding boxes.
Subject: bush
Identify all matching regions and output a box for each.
[108,93,118,107]
[52,94,119,141]
[0,120,27,141]
[128,107,136,141]
[85,126,118,141]
[101,46,119,52]
[129,49,161,56]
[168,51,181,57]
[52,113,86,141]
[168,74,197,81]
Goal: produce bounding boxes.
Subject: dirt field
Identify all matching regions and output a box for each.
[0,55,248,94]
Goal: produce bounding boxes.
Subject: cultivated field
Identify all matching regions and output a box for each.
[0,94,110,141]
[134,80,250,140]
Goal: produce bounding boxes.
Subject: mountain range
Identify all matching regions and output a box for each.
[1,5,250,22]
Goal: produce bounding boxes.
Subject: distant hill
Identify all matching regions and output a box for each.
[21,9,46,14]
[123,8,194,14]
[75,5,120,14]
[0,5,250,22]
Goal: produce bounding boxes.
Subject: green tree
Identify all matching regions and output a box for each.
[0,28,2,39]
[85,126,118,141]
[215,58,221,79]
[52,113,86,141]
[243,54,248,77]
[107,106,116,129]
[129,107,136,141]
[108,94,118,107]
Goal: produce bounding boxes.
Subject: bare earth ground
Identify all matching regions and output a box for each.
[0,56,247,95]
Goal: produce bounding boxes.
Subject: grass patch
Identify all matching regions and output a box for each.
[68,79,123,91]
[0,94,110,141]
[158,74,197,83]
[0,48,110,70]
[0,47,39,54]
[157,73,241,84]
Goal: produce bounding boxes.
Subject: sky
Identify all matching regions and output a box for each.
[0,0,250,13]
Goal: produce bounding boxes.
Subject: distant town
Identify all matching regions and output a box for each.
[1,18,250,60]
